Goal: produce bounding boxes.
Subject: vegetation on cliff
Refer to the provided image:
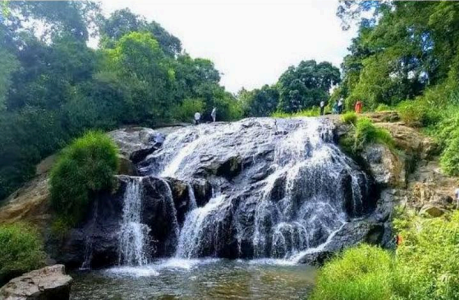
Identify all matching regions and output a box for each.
[50,131,119,225]
[0,223,46,285]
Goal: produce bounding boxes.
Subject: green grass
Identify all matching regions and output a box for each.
[339,117,394,155]
[50,131,119,225]
[272,107,321,118]
[375,104,392,112]
[0,223,46,285]
[312,210,459,300]
[311,244,394,300]
[341,111,357,125]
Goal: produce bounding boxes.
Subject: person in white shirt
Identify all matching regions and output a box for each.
[194,112,201,125]
[455,187,459,207]
[338,98,344,114]
[319,101,325,116]
[211,107,217,122]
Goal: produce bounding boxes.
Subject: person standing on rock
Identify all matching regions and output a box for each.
[355,100,363,114]
[338,97,344,114]
[194,111,201,125]
[211,107,217,122]
[319,101,325,116]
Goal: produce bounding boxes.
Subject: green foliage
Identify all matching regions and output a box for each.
[397,101,442,127]
[440,134,459,176]
[0,3,240,201]
[392,210,459,299]
[172,98,205,122]
[50,131,119,224]
[341,111,357,125]
[271,107,320,118]
[0,223,46,285]
[340,117,394,155]
[313,210,459,299]
[311,244,394,300]
[239,85,279,117]
[375,104,391,112]
[277,60,340,113]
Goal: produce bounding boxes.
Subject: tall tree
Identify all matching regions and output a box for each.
[277,60,340,113]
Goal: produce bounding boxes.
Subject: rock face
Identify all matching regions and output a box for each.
[49,175,211,268]
[0,265,72,300]
[108,127,166,164]
[48,118,386,268]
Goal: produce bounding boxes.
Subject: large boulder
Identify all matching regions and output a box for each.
[362,144,406,188]
[108,127,165,164]
[0,265,72,300]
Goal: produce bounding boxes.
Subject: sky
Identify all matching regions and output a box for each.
[100,0,357,93]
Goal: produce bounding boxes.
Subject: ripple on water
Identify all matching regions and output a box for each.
[71,259,317,300]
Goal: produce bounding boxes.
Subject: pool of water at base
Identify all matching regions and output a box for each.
[70,258,317,300]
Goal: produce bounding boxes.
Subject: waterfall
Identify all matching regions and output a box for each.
[118,177,151,266]
[133,117,375,261]
[175,195,226,258]
[80,199,99,270]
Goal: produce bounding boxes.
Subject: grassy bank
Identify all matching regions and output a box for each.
[311,209,459,300]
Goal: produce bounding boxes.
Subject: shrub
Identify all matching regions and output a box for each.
[397,100,442,127]
[392,210,459,299]
[172,98,205,122]
[342,111,357,125]
[311,244,394,300]
[375,104,391,112]
[50,131,119,224]
[0,223,46,285]
[440,134,459,176]
[353,118,394,151]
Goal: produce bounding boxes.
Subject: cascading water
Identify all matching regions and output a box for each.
[136,117,376,261]
[118,177,151,266]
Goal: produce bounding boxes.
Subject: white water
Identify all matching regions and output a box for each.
[118,178,151,266]
[116,117,372,268]
[175,195,226,258]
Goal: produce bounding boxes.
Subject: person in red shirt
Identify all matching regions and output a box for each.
[355,100,363,114]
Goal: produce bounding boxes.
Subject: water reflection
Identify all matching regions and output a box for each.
[71,259,316,300]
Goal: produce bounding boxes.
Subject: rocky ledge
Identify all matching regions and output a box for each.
[0,265,72,300]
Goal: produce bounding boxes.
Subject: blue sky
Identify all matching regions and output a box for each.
[101,0,357,93]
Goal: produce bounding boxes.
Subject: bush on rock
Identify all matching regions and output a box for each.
[50,131,119,225]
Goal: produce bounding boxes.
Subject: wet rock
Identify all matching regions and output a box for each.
[216,156,242,180]
[109,127,165,163]
[362,144,406,188]
[48,180,126,268]
[118,155,138,176]
[0,265,72,300]
[190,179,213,207]
[164,177,192,225]
[296,251,333,266]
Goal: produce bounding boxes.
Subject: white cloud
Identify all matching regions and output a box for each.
[100,0,356,93]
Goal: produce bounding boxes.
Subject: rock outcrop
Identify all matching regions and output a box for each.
[0,265,72,300]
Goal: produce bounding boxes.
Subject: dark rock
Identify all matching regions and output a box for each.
[118,155,138,176]
[216,156,242,180]
[0,265,72,300]
[190,179,213,207]
[297,251,334,266]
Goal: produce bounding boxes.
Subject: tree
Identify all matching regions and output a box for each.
[277,60,341,113]
[239,85,279,117]
[99,8,182,56]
